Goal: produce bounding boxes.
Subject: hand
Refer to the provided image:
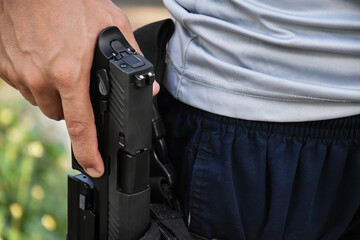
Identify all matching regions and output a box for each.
[0,0,160,177]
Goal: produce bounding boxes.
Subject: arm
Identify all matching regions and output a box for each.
[0,0,159,177]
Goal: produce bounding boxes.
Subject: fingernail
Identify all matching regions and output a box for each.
[85,168,102,178]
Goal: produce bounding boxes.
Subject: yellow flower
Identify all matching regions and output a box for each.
[41,214,57,231]
[9,203,23,219]
[0,108,14,126]
[31,185,45,201]
[0,236,3,240]
[27,141,44,158]
[56,155,71,171]
[7,128,24,143]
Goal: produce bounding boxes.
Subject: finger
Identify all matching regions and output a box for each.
[0,75,17,89]
[31,88,64,121]
[13,82,37,106]
[19,87,37,106]
[59,78,104,178]
[153,81,160,96]
[1,74,37,106]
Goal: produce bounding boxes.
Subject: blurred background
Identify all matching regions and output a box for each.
[0,1,169,239]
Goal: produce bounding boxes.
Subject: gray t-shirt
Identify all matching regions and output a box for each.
[163,0,360,122]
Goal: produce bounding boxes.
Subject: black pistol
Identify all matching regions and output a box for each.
[67,26,154,240]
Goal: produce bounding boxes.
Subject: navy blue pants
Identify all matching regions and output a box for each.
[158,92,360,240]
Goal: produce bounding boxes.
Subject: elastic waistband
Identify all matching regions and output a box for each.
[159,90,360,141]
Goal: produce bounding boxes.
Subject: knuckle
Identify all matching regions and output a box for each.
[27,78,47,93]
[22,68,46,93]
[50,59,78,89]
[66,121,89,138]
[115,12,132,32]
[119,18,131,30]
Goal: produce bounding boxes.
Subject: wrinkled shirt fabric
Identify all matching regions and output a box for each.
[163,0,360,122]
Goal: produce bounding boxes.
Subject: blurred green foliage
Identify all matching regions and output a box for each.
[0,81,71,240]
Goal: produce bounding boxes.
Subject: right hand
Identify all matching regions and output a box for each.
[0,0,160,177]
